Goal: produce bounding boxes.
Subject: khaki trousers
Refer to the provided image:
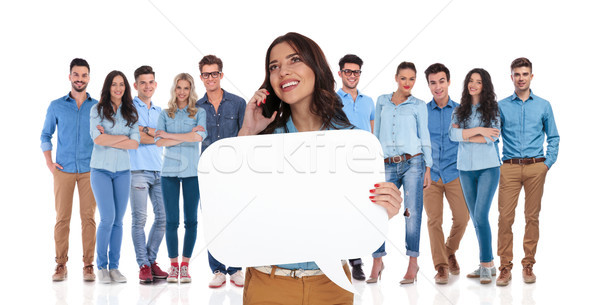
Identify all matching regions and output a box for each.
[423,177,469,269]
[497,162,548,270]
[53,170,97,264]
[243,264,353,305]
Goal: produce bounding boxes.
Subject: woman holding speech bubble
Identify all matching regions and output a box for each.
[155,73,207,284]
[238,32,402,305]
[372,61,432,285]
[449,68,501,284]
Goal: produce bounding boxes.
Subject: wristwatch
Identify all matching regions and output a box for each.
[142,126,149,135]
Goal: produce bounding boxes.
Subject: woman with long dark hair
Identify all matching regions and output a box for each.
[450,68,501,284]
[155,73,206,283]
[90,70,140,283]
[371,62,432,284]
[238,32,402,304]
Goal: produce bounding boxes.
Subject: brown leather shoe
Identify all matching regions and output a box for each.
[523,265,536,284]
[52,263,67,281]
[448,254,460,275]
[496,267,511,286]
[83,265,96,281]
[434,266,449,284]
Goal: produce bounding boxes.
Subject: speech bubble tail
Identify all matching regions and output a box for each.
[315,260,357,295]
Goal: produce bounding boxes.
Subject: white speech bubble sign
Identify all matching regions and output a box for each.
[198,130,387,293]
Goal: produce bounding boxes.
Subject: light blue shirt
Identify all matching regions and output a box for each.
[128,97,163,171]
[374,94,432,167]
[499,91,559,169]
[41,93,97,173]
[156,106,207,178]
[427,98,460,183]
[90,104,140,172]
[449,105,501,171]
[337,89,375,132]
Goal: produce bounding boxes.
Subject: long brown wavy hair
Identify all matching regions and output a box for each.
[455,68,498,128]
[260,32,352,134]
[97,70,138,127]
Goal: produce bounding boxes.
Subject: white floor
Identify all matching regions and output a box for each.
[5,182,594,305]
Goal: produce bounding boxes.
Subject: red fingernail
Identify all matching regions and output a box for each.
[374,184,380,187]
[369,196,375,199]
[266,91,270,95]
[369,189,375,193]
[371,200,376,202]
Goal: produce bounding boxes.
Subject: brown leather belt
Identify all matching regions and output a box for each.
[384,153,422,163]
[503,157,545,165]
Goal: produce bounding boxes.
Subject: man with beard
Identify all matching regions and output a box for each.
[336,54,375,281]
[41,58,98,282]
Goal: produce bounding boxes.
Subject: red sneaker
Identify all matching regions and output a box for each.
[139,265,153,283]
[151,262,168,279]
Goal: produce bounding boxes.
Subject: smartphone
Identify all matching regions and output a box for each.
[261,90,280,118]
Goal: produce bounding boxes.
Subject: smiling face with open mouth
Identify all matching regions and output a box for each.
[69,66,90,93]
[268,42,316,109]
[468,73,483,100]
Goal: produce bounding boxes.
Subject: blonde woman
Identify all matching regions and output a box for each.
[155,73,207,283]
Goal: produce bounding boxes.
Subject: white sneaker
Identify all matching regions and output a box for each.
[109,269,127,283]
[208,271,226,288]
[180,265,192,283]
[229,270,245,287]
[98,269,111,284]
[167,266,179,283]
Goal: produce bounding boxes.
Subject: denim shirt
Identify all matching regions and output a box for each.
[128,97,163,172]
[499,91,559,169]
[196,89,246,153]
[90,104,140,172]
[272,117,351,271]
[374,94,433,168]
[427,98,460,183]
[337,89,375,132]
[156,106,207,178]
[449,105,501,171]
[40,93,98,173]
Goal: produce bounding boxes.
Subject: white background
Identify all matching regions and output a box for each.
[0,0,598,304]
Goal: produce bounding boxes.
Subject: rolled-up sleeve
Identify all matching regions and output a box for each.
[155,111,166,143]
[40,103,56,151]
[449,110,465,142]
[196,108,208,140]
[89,105,102,140]
[129,122,140,143]
[417,102,433,168]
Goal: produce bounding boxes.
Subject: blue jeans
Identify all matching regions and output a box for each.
[374,154,425,257]
[91,169,130,269]
[161,176,199,258]
[459,167,500,263]
[208,251,241,275]
[130,170,166,268]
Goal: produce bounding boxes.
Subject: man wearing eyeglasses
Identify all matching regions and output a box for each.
[336,54,375,281]
[195,54,246,288]
[336,54,375,133]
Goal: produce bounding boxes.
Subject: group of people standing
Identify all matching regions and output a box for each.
[42,32,558,305]
[42,56,247,287]
[336,54,559,290]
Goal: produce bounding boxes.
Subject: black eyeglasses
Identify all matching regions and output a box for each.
[341,69,362,77]
[201,71,222,79]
